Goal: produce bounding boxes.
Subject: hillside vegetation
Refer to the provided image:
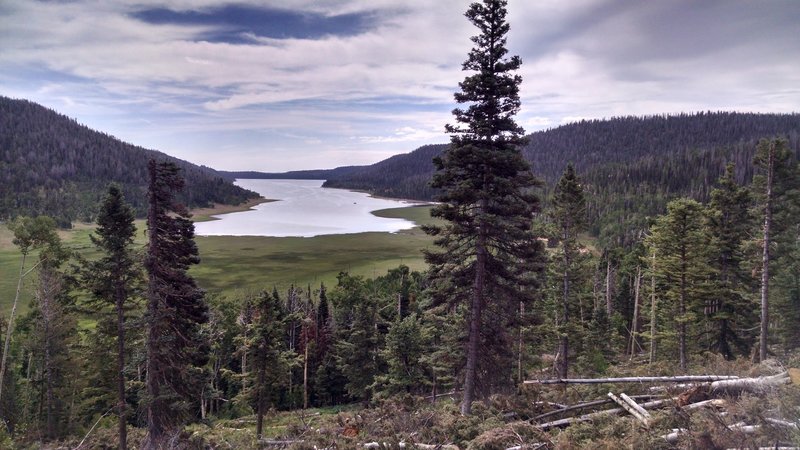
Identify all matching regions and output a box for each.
[322,112,800,244]
[0,96,259,226]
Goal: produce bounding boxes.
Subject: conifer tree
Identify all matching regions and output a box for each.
[82,185,140,449]
[24,249,79,440]
[551,164,586,377]
[375,315,427,396]
[647,199,713,371]
[707,164,756,358]
[424,0,544,415]
[249,290,289,439]
[752,138,799,358]
[331,273,381,402]
[143,160,209,448]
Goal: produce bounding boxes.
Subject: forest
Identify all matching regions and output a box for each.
[1,0,799,448]
[0,96,259,226]
[322,113,800,247]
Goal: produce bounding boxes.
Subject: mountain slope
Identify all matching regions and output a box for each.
[0,97,259,225]
[320,112,800,244]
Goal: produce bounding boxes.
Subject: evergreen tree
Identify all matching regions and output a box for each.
[81,185,140,449]
[646,199,714,371]
[423,0,544,415]
[550,164,586,377]
[331,273,381,402]
[23,254,80,440]
[312,283,347,406]
[143,160,209,448]
[375,314,428,397]
[249,290,290,439]
[752,138,800,358]
[707,164,757,358]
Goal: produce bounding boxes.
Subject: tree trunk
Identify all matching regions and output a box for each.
[462,200,488,416]
[558,256,570,378]
[303,337,309,410]
[518,302,524,383]
[760,141,774,362]
[650,251,657,364]
[605,259,612,316]
[679,251,687,372]
[144,164,164,450]
[524,374,739,385]
[630,266,641,358]
[116,283,128,450]
[256,344,267,439]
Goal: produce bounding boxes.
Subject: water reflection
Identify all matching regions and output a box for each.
[194,179,417,237]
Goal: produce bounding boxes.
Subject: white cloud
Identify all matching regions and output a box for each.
[1,0,798,171]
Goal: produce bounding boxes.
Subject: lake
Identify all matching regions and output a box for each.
[194,179,419,237]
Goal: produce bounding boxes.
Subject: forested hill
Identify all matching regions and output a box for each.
[322,112,800,243]
[220,165,363,181]
[0,97,259,226]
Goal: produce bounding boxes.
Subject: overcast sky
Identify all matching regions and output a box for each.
[2,0,798,172]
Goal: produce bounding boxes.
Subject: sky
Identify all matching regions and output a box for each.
[1,0,799,172]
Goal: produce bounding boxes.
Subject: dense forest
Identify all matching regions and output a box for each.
[321,113,800,245]
[0,97,259,226]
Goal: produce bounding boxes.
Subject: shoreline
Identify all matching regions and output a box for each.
[191,197,275,222]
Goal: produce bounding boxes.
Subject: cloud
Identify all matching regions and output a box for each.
[0,0,798,172]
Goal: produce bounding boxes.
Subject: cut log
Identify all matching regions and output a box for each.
[525,375,739,385]
[363,442,460,450]
[536,395,654,421]
[506,444,546,450]
[681,398,726,411]
[535,398,673,430]
[620,393,651,419]
[532,395,660,422]
[710,372,790,394]
[260,439,304,446]
[662,418,798,443]
[607,392,649,426]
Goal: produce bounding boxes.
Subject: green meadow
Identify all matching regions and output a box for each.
[0,205,438,314]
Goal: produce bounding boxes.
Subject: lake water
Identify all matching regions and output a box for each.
[194,179,419,237]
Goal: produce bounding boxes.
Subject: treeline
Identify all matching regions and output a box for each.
[320,112,800,245]
[0,97,259,226]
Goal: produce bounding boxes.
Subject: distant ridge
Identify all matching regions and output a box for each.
[220,166,363,181]
[0,96,259,225]
[236,112,800,244]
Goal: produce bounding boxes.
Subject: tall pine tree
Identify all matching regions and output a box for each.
[143,160,209,448]
[647,199,713,371]
[82,185,140,450]
[551,164,586,377]
[706,164,756,359]
[424,0,544,415]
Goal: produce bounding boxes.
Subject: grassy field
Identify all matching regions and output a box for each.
[0,205,437,314]
[191,204,439,299]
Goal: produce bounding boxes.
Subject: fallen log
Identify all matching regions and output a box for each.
[681,398,726,411]
[662,418,798,443]
[620,393,651,420]
[363,442,460,449]
[524,375,740,385]
[710,372,791,394]
[532,395,660,422]
[535,398,673,430]
[607,392,649,426]
[260,439,304,446]
[505,444,547,450]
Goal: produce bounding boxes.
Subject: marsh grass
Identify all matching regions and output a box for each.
[0,206,435,313]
